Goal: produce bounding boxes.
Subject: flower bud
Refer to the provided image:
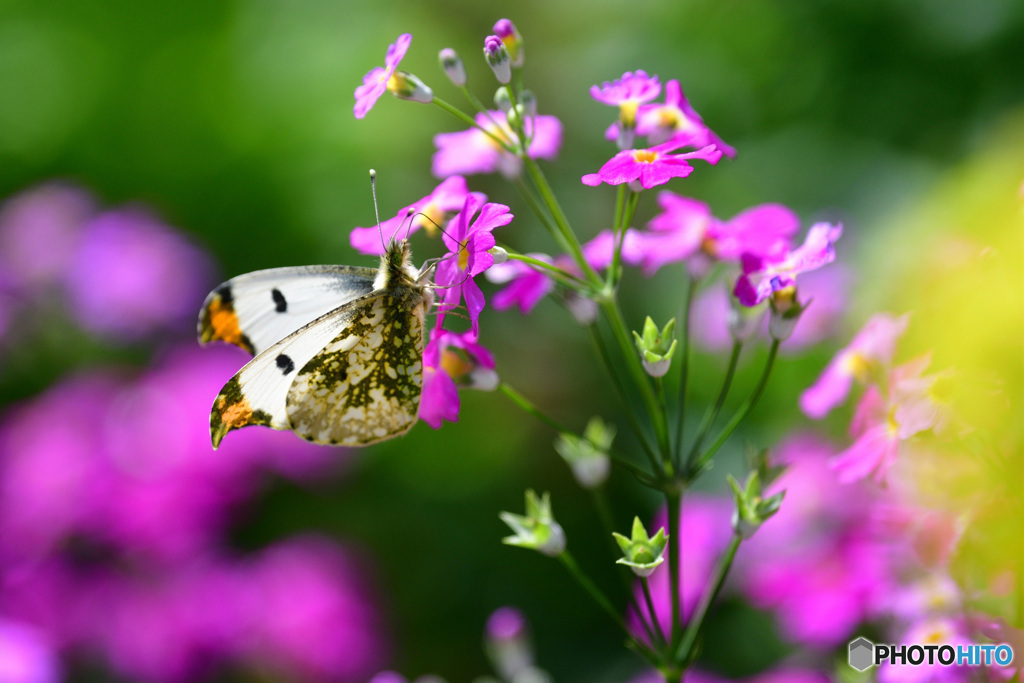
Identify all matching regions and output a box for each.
[484,35,511,85]
[632,316,677,377]
[489,245,509,265]
[519,89,537,118]
[612,517,668,577]
[500,490,565,557]
[554,417,614,488]
[485,607,533,679]
[564,291,598,326]
[768,285,810,341]
[386,70,433,104]
[728,294,765,343]
[494,86,513,113]
[493,19,524,68]
[728,472,785,540]
[438,48,466,87]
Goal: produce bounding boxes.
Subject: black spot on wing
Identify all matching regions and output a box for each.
[272,288,287,313]
[217,284,233,305]
[276,354,295,375]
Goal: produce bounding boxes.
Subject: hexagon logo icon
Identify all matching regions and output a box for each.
[849,637,875,671]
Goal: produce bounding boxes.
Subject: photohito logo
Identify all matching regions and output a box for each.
[848,637,1015,671]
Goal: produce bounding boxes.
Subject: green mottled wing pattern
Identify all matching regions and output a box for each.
[285,293,426,445]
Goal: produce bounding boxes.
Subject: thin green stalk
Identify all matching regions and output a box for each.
[673,279,697,468]
[521,156,603,286]
[512,177,574,257]
[432,97,515,153]
[675,534,742,663]
[609,190,640,290]
[498,382,565,433]
[592,489,662,649]
[686,341,742,471]
[503,250,591,290]
[641,575,668,649]
[694,340,780,472]
[558,551,661,668]
[667,490,682,651]
[587,325,662,474]
[602,300,672,475]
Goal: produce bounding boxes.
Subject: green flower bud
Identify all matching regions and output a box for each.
[439,48,466,87]
[612,517,668,577]
[500,490,565,557]
[494,86,513,113]
[554,417,615,488]
[632,316,677,377]
[727,472,785,539]
[768,285,810,342]
[386,70,433,104]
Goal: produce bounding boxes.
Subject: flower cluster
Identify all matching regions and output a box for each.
[0,188,388,682]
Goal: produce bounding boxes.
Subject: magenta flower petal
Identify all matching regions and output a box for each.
[637,80,736,155]
[831,423,900,484]
[582,141,720,190]
[590,70,661,106]
[487,257,555,314]
[734,222,842,307]
[353,33,412,119]
[432,111,562,178]
[799,356,857,419]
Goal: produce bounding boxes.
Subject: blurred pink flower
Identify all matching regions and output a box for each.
[354,34,412,119]
[0,618,61,683]
[64,208,214,339]
[420,329,496,429]
[734,223,842,307]
[635,79,737,153]
[486,255,556,314]
[432,111,562,178]
[591,70,661,107]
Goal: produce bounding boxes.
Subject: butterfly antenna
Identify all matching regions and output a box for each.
[370,169,386,253]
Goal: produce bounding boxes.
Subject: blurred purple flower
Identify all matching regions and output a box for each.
[0,182,94,290]
[582,139,722,190]
[350,176,481,255]
[434,196,512,335]
[635,79,737,154]
[432,111,562,179]
[492,19,523,67]
[64,208,214,339]
[877,617,971,683]
[591,70,661,107]
[354,34,412,119]
[800,312,909,419]
[0,618,61,683]
[734,222,842,307]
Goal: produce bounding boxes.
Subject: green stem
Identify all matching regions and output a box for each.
[609,190,640,290]
[592,489,662,648]
[675,534,742,663]
[667,491,682,652]
[498,382,565,432]
[503,249,591,290]
[512,178,572,255]
[673,279,697,468]
[432,97,516,154]
[558,551,661,667]
[602,300,672,475]
[694,340,779,472]
[587,325,662,474]
[642,575,668,649]
[521,156,602,287]
[686,341,743,471]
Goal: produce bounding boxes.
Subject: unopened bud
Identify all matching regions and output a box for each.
[484,35,511,85]
[439,48,466,87]
[493,19,524,68]
[387,71,433,104]
[494,86,513,113]
[768,286,809,342]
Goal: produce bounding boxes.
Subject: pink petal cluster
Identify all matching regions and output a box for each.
[634,79,737,154]
[350,176,481,255]
[590,70,661,107]
[354,34,412,119]
[733,222,842,306]
[582,137,722,190]
[432,111,562,179]
[419,329,497,429]
[800,312,909,418]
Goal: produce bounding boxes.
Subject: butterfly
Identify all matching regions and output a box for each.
[198,238,434,448]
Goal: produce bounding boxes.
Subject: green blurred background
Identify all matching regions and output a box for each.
[1,0,1023,680]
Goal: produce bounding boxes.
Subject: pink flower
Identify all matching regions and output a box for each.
[434,196,513,335]
[733,222,842,306]
[419,329,497,429]
[877,617,971,683]
[582,137,722,190]
[590,70,661,107]
[349,177,480,255]
[800,313,910,419]
[354,33,412,119]
[432,111,562,179]
[486,255,556,314]
[0,618,61,683]
[635,79,736,154]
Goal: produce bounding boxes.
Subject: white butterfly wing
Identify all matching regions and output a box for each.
[209,291,385,448]
[198,265,378,356]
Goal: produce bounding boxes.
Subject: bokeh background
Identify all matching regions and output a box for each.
[1,0,1023,681]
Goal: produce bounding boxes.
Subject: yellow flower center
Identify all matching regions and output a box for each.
[619,100,639,128]
[416,202,444,237]
[440,349,472,379]
[482,121,516,150]
[385,72,399,91]
[632,149,659,163]
[657,106,681,128]
[457,239,470,271]
[841,352,871,382]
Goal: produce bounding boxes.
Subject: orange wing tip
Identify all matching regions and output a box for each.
[199,286,255,354]
[210,376,274,449]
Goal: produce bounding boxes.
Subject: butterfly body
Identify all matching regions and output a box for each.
[199,240,432,448]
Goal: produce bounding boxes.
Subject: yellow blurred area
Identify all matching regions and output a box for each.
[862,110,1024,599]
